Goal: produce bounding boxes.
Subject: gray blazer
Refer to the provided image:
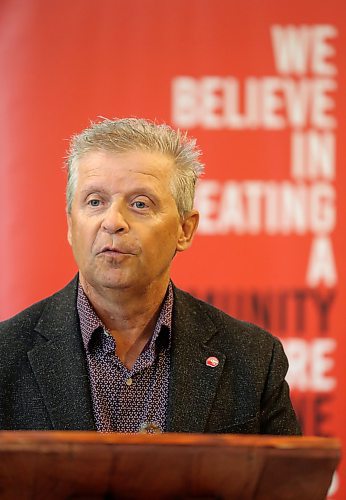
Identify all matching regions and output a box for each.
[0,277,300,434]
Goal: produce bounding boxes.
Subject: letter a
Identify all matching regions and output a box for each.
[306,236,337,287]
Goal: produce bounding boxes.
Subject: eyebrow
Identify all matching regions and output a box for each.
[80,186,107,195]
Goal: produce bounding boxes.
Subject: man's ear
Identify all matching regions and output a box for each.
[176,210,199,252]
[67,213,72,246]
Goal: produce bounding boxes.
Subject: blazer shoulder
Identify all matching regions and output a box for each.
[0,276,78,340]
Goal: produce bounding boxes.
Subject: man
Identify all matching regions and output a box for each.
[0,118,300,434]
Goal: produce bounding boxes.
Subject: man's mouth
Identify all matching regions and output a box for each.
[98,245,134,256]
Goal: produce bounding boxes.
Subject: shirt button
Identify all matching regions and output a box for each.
[126,378,133,386]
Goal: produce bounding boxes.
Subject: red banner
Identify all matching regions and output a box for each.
[0,1,344,496]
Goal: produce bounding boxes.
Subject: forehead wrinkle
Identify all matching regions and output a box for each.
[81,165,165,181]
[128,170,161,180]
[78,168,103,182]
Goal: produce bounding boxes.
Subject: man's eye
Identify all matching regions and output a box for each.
[133,201,147,209]
[88,199,101,207]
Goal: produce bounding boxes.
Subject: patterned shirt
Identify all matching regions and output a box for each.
[77,281,173,433]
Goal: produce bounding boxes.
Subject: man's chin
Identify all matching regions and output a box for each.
[102,280,133,290]
[86,272,135,292]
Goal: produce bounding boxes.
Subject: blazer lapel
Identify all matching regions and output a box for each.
[27,277,95,430]
[167,287,226,432]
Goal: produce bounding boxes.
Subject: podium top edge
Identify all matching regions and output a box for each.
[0,431,341,451]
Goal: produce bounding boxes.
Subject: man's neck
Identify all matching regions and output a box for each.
[79,274,170,369]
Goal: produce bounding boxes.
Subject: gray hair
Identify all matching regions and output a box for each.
[65,118,204,216]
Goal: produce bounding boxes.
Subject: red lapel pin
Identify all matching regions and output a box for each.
[206,356,219,368]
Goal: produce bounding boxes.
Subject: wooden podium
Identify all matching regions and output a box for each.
[0,432,340,499]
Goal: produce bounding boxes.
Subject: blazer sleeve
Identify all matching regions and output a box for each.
[260,337,301,435]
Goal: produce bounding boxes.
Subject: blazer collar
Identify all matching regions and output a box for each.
[28,276,95,430]
[167,286,226,432]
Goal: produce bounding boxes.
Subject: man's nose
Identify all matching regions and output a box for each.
[101,202,129,234]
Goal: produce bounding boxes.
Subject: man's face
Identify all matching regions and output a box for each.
[67,150,198,293]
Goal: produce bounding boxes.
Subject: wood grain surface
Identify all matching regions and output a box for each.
[0,432,341,499]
